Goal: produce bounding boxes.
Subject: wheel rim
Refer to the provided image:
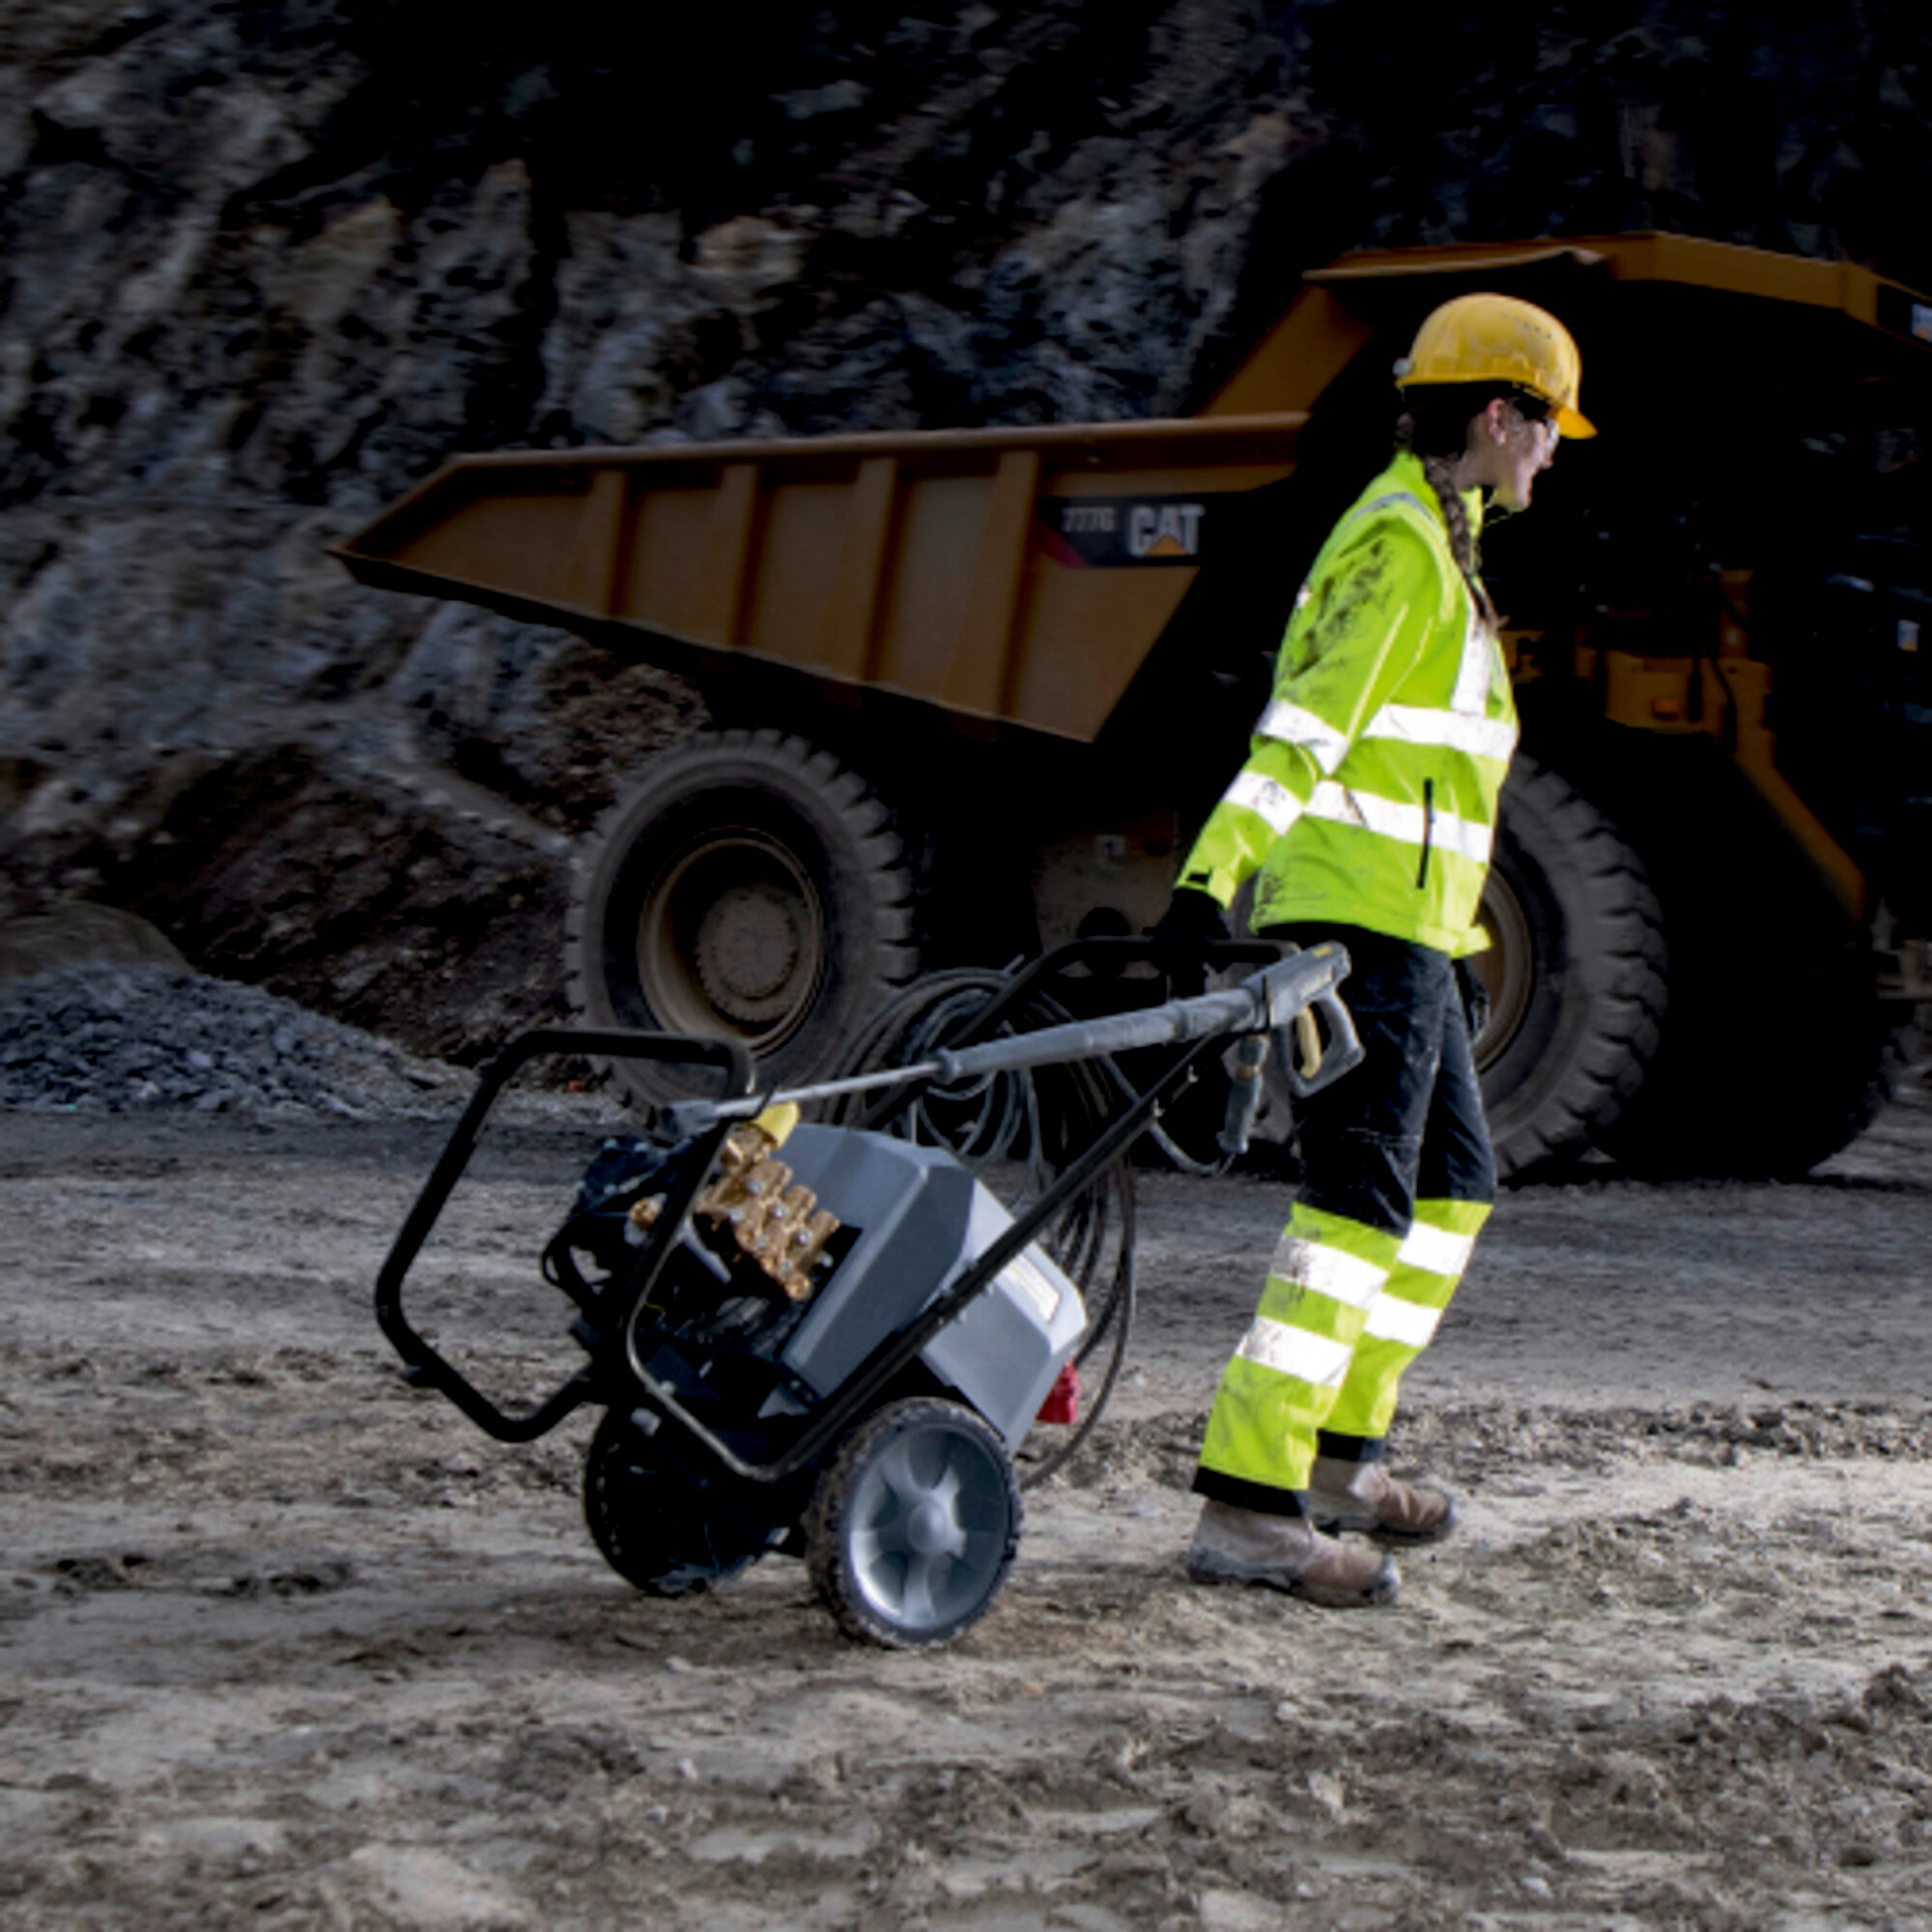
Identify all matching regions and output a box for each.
[845,1420,1012,1635]
[636,831,827,1050]
[1470,867,1536,1074]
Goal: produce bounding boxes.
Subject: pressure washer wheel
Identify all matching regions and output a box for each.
[805,1397,1023,1650]
[582,1409,767,1598]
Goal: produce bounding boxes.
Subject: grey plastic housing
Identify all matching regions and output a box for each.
[773,1125,1087,1448]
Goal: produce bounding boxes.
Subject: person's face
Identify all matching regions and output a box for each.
[1472,397,1557,512]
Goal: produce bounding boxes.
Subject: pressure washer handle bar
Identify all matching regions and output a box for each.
[928,944,1350,1080]
[846,932,1284,1136]
[661,944,1359,1137]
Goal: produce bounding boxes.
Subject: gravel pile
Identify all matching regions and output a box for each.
[0,964,472,1119]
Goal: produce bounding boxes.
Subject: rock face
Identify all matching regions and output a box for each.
[0,1,1923,1056]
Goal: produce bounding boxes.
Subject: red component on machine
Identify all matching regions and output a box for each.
[1035,1359,1080,1425]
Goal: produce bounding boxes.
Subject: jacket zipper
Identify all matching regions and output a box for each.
[1416,779,1435,890]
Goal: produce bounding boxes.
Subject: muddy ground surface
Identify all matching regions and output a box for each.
[5,1071,1932,1930]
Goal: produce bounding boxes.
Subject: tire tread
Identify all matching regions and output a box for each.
[565,730,919,1109]
[1484,755,1669,1180]
[805,1397,1021,1651]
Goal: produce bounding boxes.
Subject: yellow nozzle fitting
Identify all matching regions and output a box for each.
[749,1102,801,1148]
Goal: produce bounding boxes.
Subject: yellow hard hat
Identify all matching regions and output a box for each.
[1396,293,1597,440]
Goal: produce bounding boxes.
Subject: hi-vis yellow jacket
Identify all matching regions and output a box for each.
[1179,451,1519,956]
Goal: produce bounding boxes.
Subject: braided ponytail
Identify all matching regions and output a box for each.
[1419,453,1478,578]
[1397,397,1503,638]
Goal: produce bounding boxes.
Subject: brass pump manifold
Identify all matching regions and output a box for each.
[684,1121,841,1302]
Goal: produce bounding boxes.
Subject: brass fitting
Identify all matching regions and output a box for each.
[696,1122,841,1301]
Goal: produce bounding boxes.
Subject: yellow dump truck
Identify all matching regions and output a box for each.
[336,233,1932,1179]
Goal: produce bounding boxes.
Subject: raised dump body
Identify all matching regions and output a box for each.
[339,415,1300,742]
[336,232,1932,1179]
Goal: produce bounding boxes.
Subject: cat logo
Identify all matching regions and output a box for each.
[1128,501,1205,558]
[1037,493,1220,569]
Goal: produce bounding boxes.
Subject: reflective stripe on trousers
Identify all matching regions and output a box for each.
[1194,926,1497,1512]
[1196,1201,1401,1496]
[1195,1198,1488,1497]
[1323,1197,1491,1442]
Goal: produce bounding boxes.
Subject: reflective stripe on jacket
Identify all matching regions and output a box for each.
[1179,450,1519,956]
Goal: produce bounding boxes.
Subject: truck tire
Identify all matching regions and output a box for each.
[1599,939,1912,1179]
[1473,756,1668,1179]
[568,729,917,1106]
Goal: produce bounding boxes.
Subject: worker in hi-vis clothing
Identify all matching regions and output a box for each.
[1154,294,1595,1607]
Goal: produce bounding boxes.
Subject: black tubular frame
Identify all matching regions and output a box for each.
[375,936,1289,1477]
[374,1026,753,1443]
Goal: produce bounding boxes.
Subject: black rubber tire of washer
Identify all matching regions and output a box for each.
[1477,754,1670,1180]
[582,1408,766,1598]
[567,728,917,1107]
[805,1397,1022,1651]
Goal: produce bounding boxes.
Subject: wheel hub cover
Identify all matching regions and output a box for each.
[694,883,807,1025]
[907,1497,961,1557]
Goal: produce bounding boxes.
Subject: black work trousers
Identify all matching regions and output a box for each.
[1270,923,1496,1234]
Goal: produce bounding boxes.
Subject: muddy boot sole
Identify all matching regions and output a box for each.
[1184,1547,1401,1609]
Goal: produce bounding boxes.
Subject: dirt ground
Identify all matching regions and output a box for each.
[5,1071,1932,1931]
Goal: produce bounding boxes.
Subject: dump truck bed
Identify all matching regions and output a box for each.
[335,414,1302,744]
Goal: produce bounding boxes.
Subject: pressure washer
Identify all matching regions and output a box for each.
[375,938,1361,1649]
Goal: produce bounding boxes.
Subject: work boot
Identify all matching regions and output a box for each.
[1185,1500,1399,1608]
[1306,1454,1458,1545]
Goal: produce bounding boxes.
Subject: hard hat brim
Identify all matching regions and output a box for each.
[1555,402,1597,440]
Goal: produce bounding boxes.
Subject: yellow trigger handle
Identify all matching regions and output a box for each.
[1294,1007,1322,1080]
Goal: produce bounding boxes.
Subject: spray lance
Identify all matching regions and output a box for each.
[661,944,1364,1158]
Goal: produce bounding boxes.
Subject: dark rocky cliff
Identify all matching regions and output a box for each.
[1,0,1924,1052]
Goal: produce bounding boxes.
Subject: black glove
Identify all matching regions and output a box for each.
[1150,887,1231,994]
